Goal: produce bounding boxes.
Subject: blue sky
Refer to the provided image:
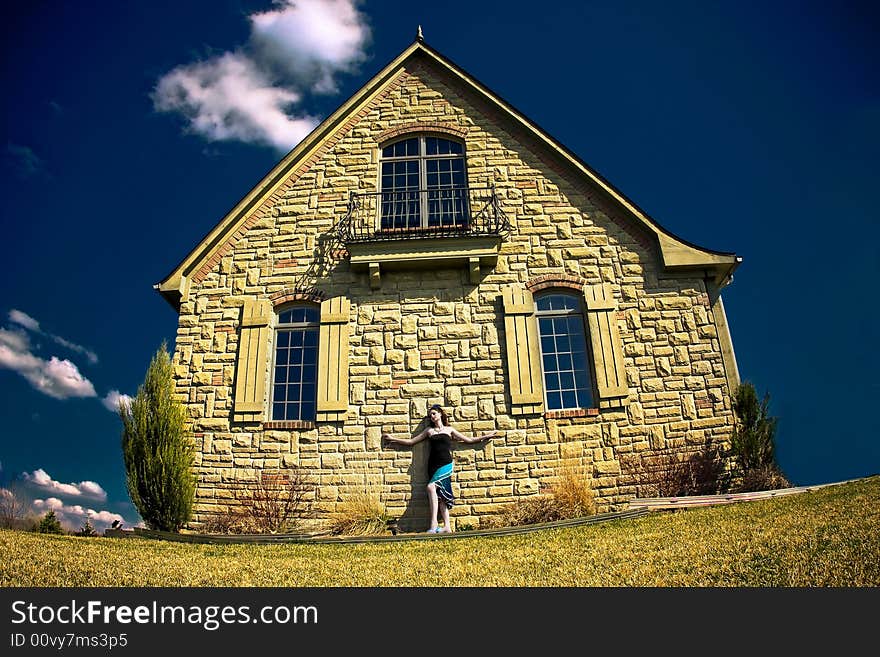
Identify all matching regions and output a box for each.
[1,1,877,531]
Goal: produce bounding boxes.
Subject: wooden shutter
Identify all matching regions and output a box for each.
[233,299,272,419]
[502,285,544,415]
[583,284,629,408]
[316,296,351,422]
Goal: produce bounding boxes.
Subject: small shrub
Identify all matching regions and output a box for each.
[488,466,595,527]
[36,510,64,534]
[622,439,729,497]
[200,507,258,535]
[328,490,392,536]
[737,465,791,493]
[232,467,314,534]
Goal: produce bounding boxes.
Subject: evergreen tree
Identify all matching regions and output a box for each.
[120,342,195,531]
[36,510,64,534]
[77,519,97,537]
[731,381,789,490]
[730,381,778,471]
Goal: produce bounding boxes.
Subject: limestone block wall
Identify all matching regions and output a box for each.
[171,55,736,532]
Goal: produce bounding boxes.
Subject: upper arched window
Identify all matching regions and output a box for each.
[380,135,468,230]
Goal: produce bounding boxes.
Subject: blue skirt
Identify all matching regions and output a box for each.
[428,462,454,509]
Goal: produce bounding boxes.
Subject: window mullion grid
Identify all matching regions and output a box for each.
[538,304,589,411]
[272,317,318,422]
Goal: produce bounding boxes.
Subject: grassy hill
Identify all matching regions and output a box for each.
[2,475,878,587]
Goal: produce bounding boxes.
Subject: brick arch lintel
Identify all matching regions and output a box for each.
[270,288,326,308]
[525,274,590,294]
[377,121,468,145]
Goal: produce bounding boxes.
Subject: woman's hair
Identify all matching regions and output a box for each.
[428,404,450,426]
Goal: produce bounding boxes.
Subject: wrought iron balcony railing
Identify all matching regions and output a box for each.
[336,186,511,243]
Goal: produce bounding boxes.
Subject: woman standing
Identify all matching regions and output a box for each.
[382,404,496,533]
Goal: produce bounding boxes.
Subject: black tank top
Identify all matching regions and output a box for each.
[427,430,453,475]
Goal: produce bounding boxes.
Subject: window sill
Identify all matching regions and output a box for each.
[544,408,600,419]
[263,420,316,430]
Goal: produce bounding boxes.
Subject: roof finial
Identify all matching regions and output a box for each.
[416,25,424,42]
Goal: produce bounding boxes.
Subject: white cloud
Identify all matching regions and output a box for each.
[9,309,40,331]
[0,310,118,402]
[23,469,107,501]
[33,497,127,532]
[0,342,97,400]
[250,0,371,94]
[7,308,98,365]
[153,52,320,151]
[153,0,370,151]
[0,327,30,353]
[102,389,133,413]
[50,335,98,365]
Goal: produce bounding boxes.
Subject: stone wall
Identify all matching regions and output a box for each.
[172,55,736,532]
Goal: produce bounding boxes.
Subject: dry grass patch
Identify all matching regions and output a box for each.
[327,490,392,536]
[487,465,595,527]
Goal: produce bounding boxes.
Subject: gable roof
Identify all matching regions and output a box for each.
[155,36,740,311]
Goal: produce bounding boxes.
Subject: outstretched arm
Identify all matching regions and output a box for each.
[450,428,497,444]
[382,428,429,447]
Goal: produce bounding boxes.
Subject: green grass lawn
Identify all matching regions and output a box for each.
[2,476,878,587]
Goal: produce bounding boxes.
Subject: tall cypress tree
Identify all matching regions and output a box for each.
[120,342,195,531]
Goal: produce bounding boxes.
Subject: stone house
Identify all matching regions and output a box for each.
[156,35,742,532]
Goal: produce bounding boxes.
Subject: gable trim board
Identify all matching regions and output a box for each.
[155,39,739,311]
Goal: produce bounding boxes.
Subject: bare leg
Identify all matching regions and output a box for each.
[426,483,439,531]
[440,504,451,532]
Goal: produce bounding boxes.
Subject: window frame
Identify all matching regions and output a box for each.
[378,134,469,230]
[270,304,321,422]
[534,291,596,411]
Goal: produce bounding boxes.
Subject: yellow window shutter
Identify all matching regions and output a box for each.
[584,284,629,408]
[316,296,351,422]
[502,285,544,415]
[233,299,272,418]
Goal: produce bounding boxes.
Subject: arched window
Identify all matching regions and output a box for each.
[380,135,468,230]
[535,293,594,410]
[271,305,320,421]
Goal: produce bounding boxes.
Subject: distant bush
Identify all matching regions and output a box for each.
[0,486,33,530]
[120,342,195,532]
[76,519,98,537]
